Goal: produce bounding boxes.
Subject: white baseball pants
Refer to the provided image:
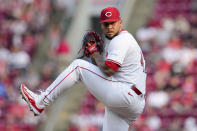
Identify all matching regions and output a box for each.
[40,59,145,131]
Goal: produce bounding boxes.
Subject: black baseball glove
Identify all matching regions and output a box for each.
[78,31,104,58]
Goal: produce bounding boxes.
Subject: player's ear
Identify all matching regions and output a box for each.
[118,20,122,27]
[119,19,122,25]
[119,20,123,30]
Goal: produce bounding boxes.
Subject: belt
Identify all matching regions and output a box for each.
[131,85,142,95]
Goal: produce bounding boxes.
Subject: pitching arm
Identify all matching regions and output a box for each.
[90,52,119,77]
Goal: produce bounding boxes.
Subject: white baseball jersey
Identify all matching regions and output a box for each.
[38,30,146,131]
[105,30,146,94]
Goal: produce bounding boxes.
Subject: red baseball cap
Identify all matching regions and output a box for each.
[100,7,121,23]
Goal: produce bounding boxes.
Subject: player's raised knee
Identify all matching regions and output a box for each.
[72,59,90,67]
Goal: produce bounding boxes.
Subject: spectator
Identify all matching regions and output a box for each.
[8,45,30,69]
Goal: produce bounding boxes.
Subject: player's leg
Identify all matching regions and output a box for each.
[102,107,129,131]
[102,95,145,131]
[41,59,131,107]
[20,59,129,115]
[101,89,145,131]
[20,59,88,115]
[20,59,87,114]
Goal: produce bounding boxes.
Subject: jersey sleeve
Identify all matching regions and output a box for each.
[106,36,130,66]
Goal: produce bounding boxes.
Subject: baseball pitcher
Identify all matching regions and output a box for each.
[20,7,147,131]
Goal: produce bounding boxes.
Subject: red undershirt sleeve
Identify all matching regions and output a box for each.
[105,60,120,71]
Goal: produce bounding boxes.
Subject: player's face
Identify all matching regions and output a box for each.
[101,20,122,40]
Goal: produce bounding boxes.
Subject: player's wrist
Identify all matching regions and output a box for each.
[90,51,100,58]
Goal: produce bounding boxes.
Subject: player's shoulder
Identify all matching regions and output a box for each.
[112,30,134,44]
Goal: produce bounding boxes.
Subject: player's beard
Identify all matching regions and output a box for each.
[105,32,119,40]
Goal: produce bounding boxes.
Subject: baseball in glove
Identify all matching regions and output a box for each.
[78,31,104,58]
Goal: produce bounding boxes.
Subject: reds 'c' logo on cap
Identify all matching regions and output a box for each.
[100,7,120,23]
[105,12,112,17]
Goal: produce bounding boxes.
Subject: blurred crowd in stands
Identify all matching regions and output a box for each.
[67,0,197,131]
[0,0,71,130]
